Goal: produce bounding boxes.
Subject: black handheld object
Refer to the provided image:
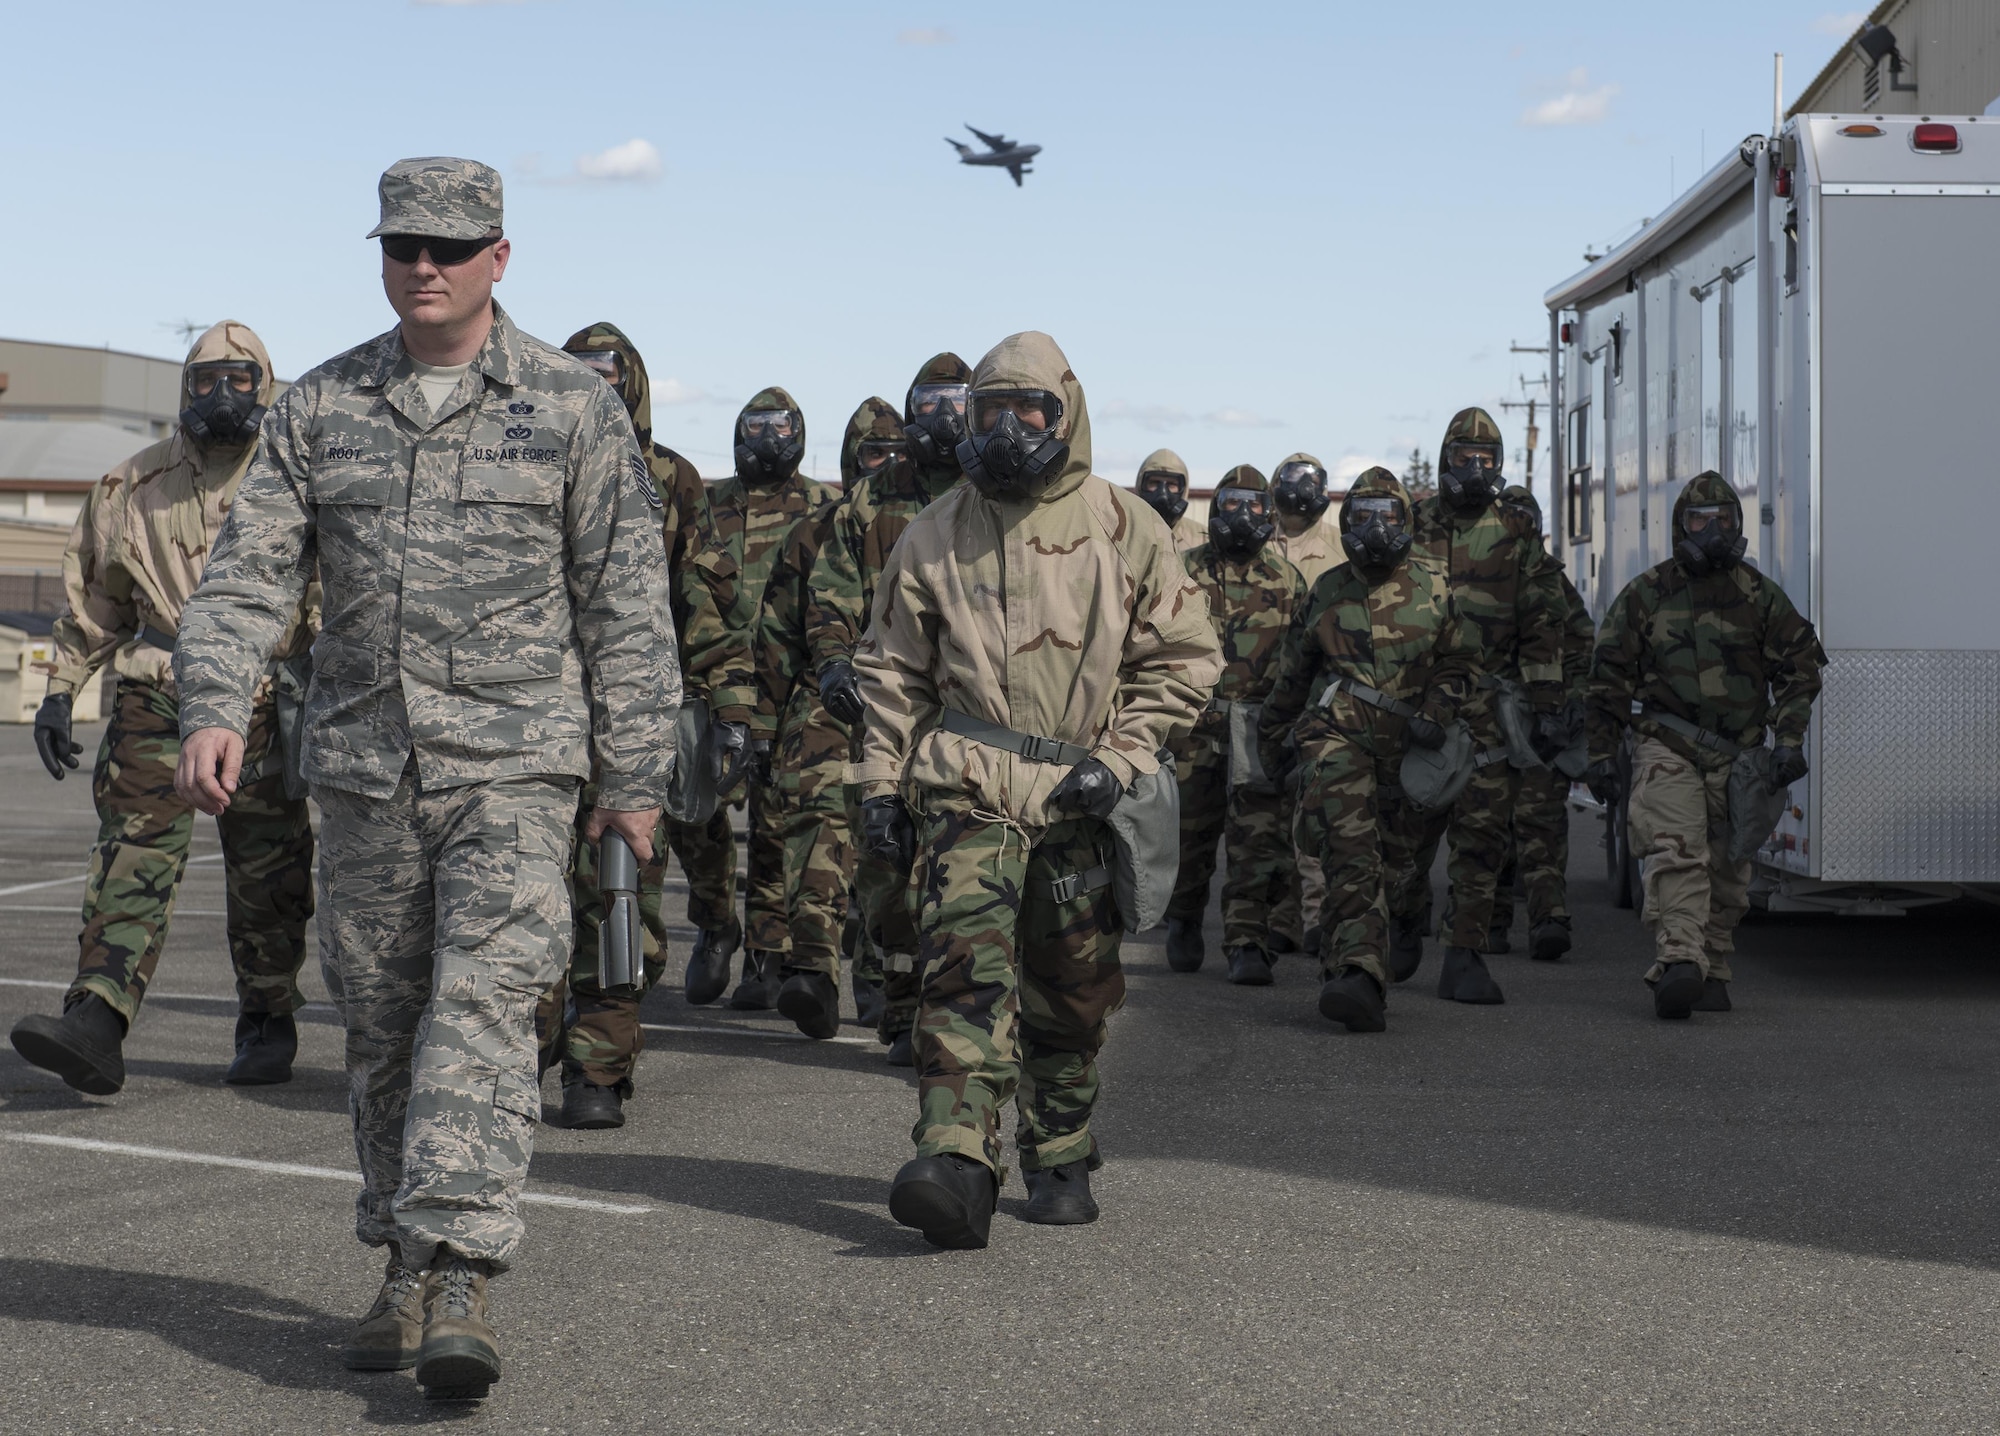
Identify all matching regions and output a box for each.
[598,830,644,993]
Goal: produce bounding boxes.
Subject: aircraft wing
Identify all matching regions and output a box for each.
[967,125,1010,152]
[1007,160,1026,186]
[944,137,973,158]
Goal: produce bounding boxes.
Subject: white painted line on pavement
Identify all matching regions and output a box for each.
[1,1134,654,1215]
[0,852,224,898]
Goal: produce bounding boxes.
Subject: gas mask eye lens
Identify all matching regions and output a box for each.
[576,351,623,383]
[911,384,968,418]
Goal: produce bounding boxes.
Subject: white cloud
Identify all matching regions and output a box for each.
[1332,455,1394,483]
[1204,407,1285,430]
[1811,11,1868,36]
[1098,400,1190,431]
[899,27,953,45]
[1521,68,1619,127]
[576,138,662,183]
[652,378,710,406]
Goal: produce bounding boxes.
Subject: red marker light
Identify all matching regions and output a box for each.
[1912,123,1961,153]
[1560,321,1573,344]
[1775,167,1792,197]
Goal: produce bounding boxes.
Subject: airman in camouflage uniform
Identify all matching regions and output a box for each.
[1164,464,1306,985]
[1586,471,1824,1018]
[808,354,972,1064]
[1133,448,1206,552]
[10,322,316,1097]
[1268,451,1343,587]
[1258,468,1472,1031]
[1395,409,1570,1006]
[170,159,679,1399]
[678,386,839,1010]
[534,320,726,1130]
[1483,484,1596,961]
[853,332,1221,1246]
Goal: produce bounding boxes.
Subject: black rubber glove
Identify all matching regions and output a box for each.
[1048,756,1124,820]
[709,720,750,793]
[1583,758,1621,807]
[819,659,865,726]
[859,795,916,875]
[1530,709,1571,764]
[749,738,774,788]
[34,691,82,782]
[1770,744,1809,791]
[1405,714,1447,750]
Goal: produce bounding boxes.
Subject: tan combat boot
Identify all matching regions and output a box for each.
[413,1255,501,1400]
[340,1255,424,1371]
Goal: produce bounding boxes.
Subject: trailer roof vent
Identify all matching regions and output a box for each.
[1912,123,1962,153]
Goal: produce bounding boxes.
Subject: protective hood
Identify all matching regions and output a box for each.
[1135,447,1191,524]
[962,330,1093,504]
[1437,406,1504,510]
[1671,469,1748,575]
[841,396,906,487]
[1339,465,1415,574]
[1271,450,1332,520]
[903,350,972,474]
[1500,482,1542,535]
[563,320,652,446]
[1218,463,1267,492]
[735,384,806,485]
[178,320,276,449]
[1139,448,1189,484]
[904,351,972,413]
[1208,462,1274,557]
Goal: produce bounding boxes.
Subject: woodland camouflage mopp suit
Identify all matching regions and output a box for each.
[852,331,1220,1248]
[10,321,316,1097]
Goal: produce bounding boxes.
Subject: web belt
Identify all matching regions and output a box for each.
[136,624,177,651]
[936,708,1108,903]
[1319,676,1420,720]
[1641,708,1743,758]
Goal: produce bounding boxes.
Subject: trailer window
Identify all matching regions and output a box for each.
[1566,402,1594,544]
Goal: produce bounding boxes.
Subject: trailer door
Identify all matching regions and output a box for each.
[1814,193,2000,883]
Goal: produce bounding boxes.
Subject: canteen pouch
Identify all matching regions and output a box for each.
[1103,758,1180,933]
[1225,700,1275,797]
[1727,745,1791,865]
[1399,720,1475,813]
[666,694,718,824]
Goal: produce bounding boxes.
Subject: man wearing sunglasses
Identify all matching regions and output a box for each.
[170,157,680,1400]
[807,353,973,1065]
[11,321,317,1099]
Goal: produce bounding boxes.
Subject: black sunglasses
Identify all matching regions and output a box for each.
[379,233,500,266]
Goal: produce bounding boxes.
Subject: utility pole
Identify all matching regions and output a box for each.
[1500,345,1549,488]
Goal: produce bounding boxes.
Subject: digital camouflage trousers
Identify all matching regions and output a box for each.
[1167,738,1297,954]
[71,679,312,1027]
[1627,737,1749,982]
[1295,733,1426,985]
[316,770,577,1273]
[911,799,1126,1178]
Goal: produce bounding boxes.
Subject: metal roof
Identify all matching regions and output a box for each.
[1542,148,1757,312]
[0,420,148,484]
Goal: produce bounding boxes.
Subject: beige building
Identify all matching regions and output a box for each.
[1792,0,2000,117]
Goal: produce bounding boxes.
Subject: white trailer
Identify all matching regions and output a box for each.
[1543,113,2000,914]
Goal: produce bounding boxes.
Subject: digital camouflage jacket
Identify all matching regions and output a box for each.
[174,303,681,809]
[1180,541,1305,740]
[680,384,838,728]
[1587,470,1825,773]
[1258,469,1474,769]
[851,331,1221,833]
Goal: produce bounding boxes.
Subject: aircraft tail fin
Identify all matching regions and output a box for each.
[945,137,974,158]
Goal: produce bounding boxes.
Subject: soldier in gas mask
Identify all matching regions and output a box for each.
[809,354,972,1064]
[853,332,1220,1247]
[1134,449,1206,551]
[11,322,316,1096]
[678,388,839,1010]
[1586,472,1823,1018]
[1392,409,1570,1007]
[1257,468,1472,1032]
[1164,465,1306,985]
[1268,452,1342,587]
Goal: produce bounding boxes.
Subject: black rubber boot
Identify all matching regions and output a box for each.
[1266,931,1298,956]
[853,975,886,1030]
[225,1012,297,1086]
[1388,916,1424,984]
[1486,924,1512,955]
[776,971,841,1040]
[1301,924,1324,965]
[683,921,740,1006]
[884,1030,915,1067]
[1317,966,1387,1032]
[1165,918,1204,973]
[729,950,781,1011]
[1225,945,1274,987]
[10,993,127,1096]
[559,1067,626,1130]
[1437,946,1505,1004]
[1529,919,1573,962]
[889,1154,997,1249]
[1693,976,1732,1012]
[1021,1159,1099,1225]
[1653,961,1704,1020]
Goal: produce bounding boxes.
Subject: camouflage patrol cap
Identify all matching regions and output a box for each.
[366,156,504,240]
[1218,463,1268,492]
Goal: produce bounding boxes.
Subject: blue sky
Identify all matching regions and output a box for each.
[2,1,1877,486]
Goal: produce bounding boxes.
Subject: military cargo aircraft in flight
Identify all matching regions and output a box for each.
[945,125,1041,186]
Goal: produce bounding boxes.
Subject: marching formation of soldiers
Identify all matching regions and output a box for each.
[7,156,1825,1401]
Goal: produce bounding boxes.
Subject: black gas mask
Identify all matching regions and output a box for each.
[1674,502,1747,575]
[180,361,266,447]
[735,408,804,486]
[1208,485,1275,557]
[1136,468,1189,525]
[903,382,969,471]
[1440,442,1502,510]
[1341,493,1413,573]
[957,389,1069,500]
[853,436,910,486]
[1272,459,1331,520]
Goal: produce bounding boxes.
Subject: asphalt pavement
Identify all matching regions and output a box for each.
[3,717,1999,1434]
